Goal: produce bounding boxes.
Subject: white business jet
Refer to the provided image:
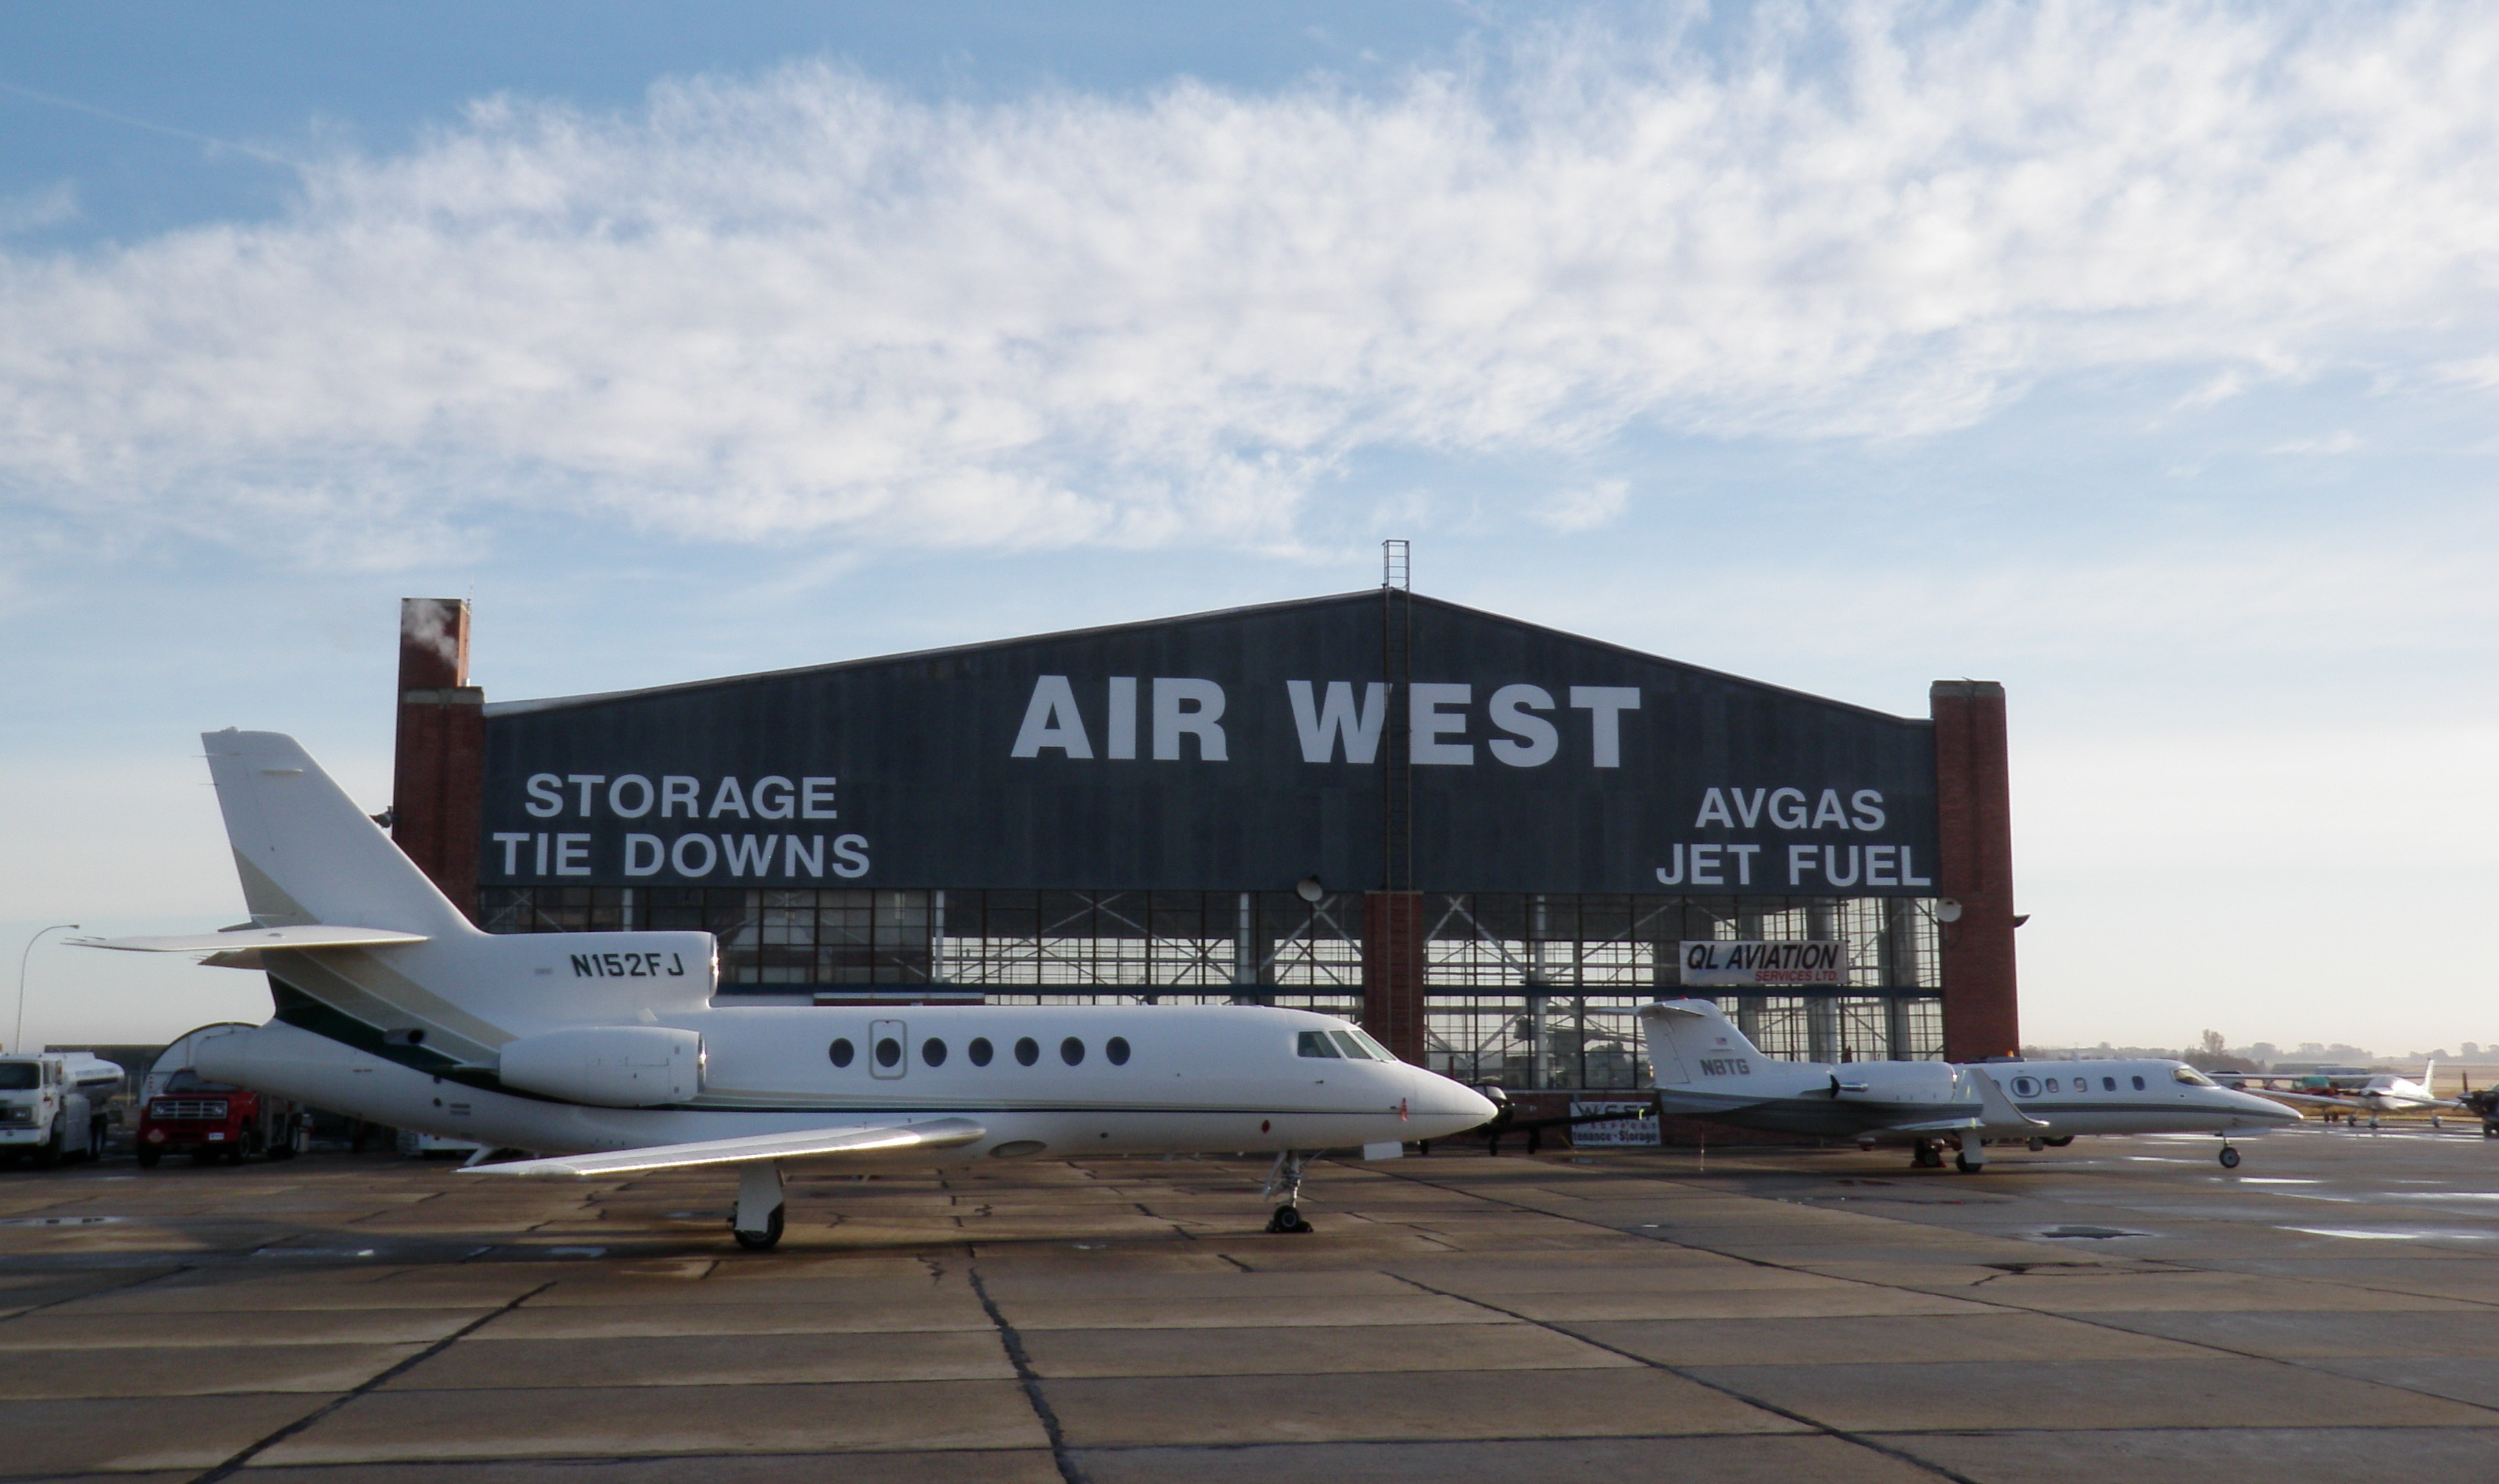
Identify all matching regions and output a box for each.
[79,731,1493,1248]
[1642,999,2300,1170]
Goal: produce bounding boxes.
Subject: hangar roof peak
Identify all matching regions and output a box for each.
[484,589,1915,724]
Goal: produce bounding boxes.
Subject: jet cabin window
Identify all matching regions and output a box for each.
[2011,1076,2040,1097]
[2173,1067,2217,1087]
[828,1038,855,1068]
[969,1038,993,1066]
[2132,1075,2147,1091]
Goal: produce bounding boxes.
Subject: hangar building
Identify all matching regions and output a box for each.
[386,574,2018,1094]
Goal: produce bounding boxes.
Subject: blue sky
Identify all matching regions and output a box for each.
[5,1,2496,1057]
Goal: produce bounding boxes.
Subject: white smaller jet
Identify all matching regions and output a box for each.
[2241,1065,2460,1128]
[1642,999,2300,1169]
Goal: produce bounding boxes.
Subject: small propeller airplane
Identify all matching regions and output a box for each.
[76,731,1497,1248]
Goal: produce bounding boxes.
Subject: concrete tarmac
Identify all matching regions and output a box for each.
[3,1123,2498,1482]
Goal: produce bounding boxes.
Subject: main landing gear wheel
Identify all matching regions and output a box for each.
[730,1161,789,1251]
[732,1205,785,1251]
[1266,1204,1313,1235]
[1955,1151,1984,1174]
[1911,1140,1945,1169]
[2219,1145,2241,1169]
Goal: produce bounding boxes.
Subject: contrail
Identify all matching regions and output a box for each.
[0,80,301,169]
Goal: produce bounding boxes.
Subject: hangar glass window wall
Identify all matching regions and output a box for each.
[479,886,1944,1086]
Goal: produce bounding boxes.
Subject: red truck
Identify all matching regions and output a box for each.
[137,1069,302,1165]
[137,1025,305,1167]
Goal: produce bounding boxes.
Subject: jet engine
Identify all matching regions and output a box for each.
[497,1027,704,1108]
[1829,1060,1959,1106]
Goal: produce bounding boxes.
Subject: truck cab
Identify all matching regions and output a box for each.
[137,1069,300,1166]
[0,1054,117,1167]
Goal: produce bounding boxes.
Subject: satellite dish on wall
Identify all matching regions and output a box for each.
[1295,876,1326,904]
[1934,899,1963,923]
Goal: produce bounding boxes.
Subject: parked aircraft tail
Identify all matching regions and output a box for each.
[1638,998,1772,1086]
[78,732,716,1067]
[203,729,477,941]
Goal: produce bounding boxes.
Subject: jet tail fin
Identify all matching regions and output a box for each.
[202,730,477,941]
[1638,998,1774,1086]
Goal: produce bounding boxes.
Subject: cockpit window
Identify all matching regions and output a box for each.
[1296,1031,1342,1058]
[1327,1030,1374,1060]
[2173,1066,2216,1087]
[1348,1026,1399,1063]
[0,1063,37,1091]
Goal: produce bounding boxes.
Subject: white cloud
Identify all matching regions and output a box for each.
[2267,431,2360,455]
[0,182,76,238]
[1533,478,1629,532]
[3,3,2498,556]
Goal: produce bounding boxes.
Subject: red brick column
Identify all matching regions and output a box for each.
[1931,681,2019,1060]
[1362,891,1427,1064]
[392,599,485,924]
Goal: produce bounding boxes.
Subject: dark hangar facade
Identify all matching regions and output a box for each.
[387,586,2020,1093]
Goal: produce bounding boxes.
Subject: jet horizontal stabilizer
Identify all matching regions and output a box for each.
[463,1117,990,1178]
[71,926,430,953]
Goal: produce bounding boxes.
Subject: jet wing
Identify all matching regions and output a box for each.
[72,926,429,952]
[462,1117,988,1177]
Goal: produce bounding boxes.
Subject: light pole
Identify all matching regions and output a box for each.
[13,924,79,1054]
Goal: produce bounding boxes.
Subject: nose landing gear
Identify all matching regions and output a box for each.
[1263,1151,1315,1234]
[2218,1142,2241,1169]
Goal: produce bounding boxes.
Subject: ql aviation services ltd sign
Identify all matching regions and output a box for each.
[477,593,1941,896]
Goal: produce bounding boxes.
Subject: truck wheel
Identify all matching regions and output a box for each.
[136,1145,161,1168]
[32,1119,63,1169]
[89,1118,109,1161]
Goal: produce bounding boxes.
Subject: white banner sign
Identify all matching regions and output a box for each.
[1569,1100,1662,1148]
[1677,939,1848,988]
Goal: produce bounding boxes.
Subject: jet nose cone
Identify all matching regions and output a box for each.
[2237,1090,2303,1123]
[1408,1068,1498,1133]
